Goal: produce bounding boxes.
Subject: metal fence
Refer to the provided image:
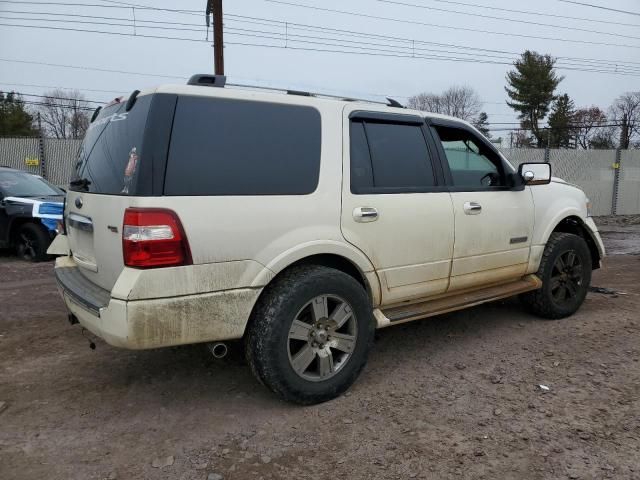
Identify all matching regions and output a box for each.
[0,136,81,187]
[498,147,640,216]
[0,136,638,215]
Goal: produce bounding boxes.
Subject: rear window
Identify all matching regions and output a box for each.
[164,97,321,196]
[72,95,152,194]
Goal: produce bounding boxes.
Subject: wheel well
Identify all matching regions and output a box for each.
[551,216,601,270]
[243,254,375,339]
[283,254,371,297]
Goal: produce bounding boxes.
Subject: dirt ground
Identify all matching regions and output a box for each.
[1,220,639,480]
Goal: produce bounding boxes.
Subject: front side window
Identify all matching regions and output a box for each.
[350,119,436,193]
[433,125,505,188]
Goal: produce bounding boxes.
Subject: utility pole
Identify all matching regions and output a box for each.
[206,0,224,75]
[620,113,629,150]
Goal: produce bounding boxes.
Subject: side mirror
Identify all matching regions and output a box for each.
[518,162,551,186]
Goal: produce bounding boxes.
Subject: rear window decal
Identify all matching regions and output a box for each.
[121,146,139,194]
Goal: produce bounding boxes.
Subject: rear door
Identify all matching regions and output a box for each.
[65,93,175,291]
[340,107,454,306]
[430,120,534,291]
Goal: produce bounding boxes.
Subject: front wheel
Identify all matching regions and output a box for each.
[520,232,592,319]
[245,266,374,405]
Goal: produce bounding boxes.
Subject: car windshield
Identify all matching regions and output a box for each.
[0,171,63,197]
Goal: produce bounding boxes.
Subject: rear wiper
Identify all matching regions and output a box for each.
[70,178,91,191]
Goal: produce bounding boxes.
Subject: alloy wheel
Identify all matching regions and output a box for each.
[287,295,358,382]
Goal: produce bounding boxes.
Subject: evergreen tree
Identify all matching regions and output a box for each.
[473,112,491,139]
[505,51,563,147]
[0,92,37,136]
[548,94,576,148]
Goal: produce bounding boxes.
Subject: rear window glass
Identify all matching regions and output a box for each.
[164,97,321,196]
[72,95,152,194]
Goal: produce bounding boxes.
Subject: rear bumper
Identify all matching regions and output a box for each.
[55,259,262,349]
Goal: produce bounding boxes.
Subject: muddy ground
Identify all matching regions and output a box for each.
[1,219,639,480]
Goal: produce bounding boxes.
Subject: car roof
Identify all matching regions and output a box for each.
[139,83,474,129]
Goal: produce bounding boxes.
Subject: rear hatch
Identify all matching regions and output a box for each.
[66,92,165,292]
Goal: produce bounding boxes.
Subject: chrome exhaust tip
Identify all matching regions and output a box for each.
[207,342,228,359]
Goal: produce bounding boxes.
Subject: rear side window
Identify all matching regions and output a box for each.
[350,119,436,193]
[164,97,321,195]
[73,95,152,195]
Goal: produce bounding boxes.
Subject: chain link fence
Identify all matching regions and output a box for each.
[0,136,638,215]
[0,136,81,186]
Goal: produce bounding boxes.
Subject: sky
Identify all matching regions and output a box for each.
[1,0,639,134]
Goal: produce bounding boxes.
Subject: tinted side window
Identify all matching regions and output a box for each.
[350,119,436,193]
[164,97,321,195]
[349,121,374,190]
[433,125,505,188]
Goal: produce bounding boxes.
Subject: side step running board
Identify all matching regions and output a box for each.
[376,275,542,327]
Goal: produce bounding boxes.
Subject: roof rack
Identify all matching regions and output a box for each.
[185,74,403,107]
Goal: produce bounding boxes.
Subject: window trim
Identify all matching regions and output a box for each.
[427,118,514,192]
[348,114,446,195]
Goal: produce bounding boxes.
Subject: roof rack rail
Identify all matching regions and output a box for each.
[188,74,227,87]
[185,76,403,106]
[226,82,388,105]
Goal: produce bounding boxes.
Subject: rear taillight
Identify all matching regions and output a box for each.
[122,208,191,268]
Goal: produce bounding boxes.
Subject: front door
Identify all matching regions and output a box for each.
[340,107,454,306]
[430,121,534,291]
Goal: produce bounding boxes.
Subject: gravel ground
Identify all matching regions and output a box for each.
[1,225,639,480]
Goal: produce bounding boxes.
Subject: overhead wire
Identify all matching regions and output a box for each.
[375,0,640,41]
[389,0,640,28]
[264,0,640,50]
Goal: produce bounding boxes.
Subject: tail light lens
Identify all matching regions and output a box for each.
[122,208,192,268]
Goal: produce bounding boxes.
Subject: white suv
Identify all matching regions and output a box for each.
[51,75,605,404]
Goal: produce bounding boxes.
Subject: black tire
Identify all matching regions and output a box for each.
[245,265,375,405]
[14,223,51,262]
[520,232,592,319]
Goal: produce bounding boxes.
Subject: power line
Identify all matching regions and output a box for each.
[391,0,640,28]
[4,20,640,77]
[0,81,125,94]
[10,92,104,104]
[8,8,640,72]
[376,0,640,41]
[5,3,640,72]
[2,16,640,76]
[5,0,640,49]
[265,0,640,50]
[19,99,96,111]
[558,1,640,17]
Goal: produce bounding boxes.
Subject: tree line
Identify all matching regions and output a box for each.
[0,89,91,139]
[408,50,640,150]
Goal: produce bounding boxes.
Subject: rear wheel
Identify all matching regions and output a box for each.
[520,232,592,319]
[15,223,51,262]
[245,266,374,405]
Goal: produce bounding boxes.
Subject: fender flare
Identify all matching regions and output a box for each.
[251,240,381,305]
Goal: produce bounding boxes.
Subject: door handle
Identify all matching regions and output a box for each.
[353,207,378,223]
[463,201,482,215]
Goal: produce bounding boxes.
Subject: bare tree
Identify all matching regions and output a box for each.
[609,91,640,149]
[572,106,608,149]
[408,86,482,122]
[39,89,90,139]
